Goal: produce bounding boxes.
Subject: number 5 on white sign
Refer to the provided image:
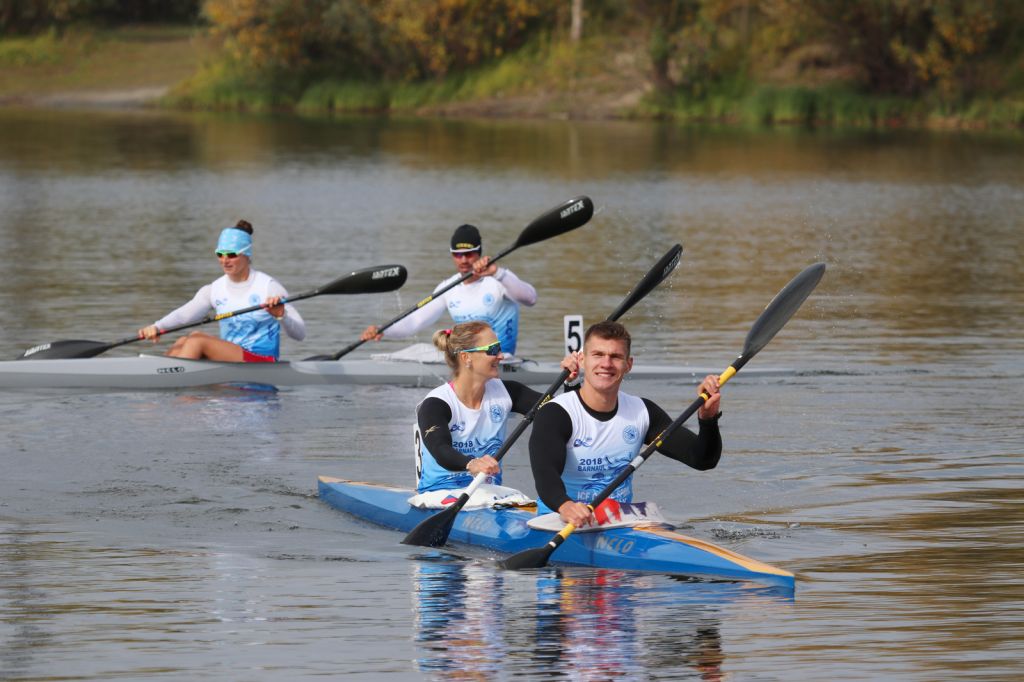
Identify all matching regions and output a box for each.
[564,315,583,354]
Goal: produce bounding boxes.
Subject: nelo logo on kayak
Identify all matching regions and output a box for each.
[156,366,186,374]
[460,513,494,534]
[560,200,585,220]
[372,267,402,280]
[594,534,635,555]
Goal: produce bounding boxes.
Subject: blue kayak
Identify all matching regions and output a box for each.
[317,476,795,591]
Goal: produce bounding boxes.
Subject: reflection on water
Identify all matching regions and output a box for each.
[414,557,506,677]
[412,556,791,680]
[1,106,1022,679]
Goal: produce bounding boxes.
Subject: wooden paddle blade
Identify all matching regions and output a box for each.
[743,262,825,358]
[514,196,594,249]
[18,339,115,360]
[607,243,683,322]
[320,264,408,296]
[501,541,558,570]
[401,504,460,547]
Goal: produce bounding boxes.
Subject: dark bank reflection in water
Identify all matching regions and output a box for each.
[413,556,790,680]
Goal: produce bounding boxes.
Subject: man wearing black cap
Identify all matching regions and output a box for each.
[360,223,537,356]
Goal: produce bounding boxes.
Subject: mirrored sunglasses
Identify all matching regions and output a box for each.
[460,341,502,356]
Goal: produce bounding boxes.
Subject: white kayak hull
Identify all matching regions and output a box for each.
[0,344,794,390]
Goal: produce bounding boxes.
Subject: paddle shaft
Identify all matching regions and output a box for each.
[331,243,519,361]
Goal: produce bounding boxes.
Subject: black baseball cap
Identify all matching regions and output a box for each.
[450,224,482,253]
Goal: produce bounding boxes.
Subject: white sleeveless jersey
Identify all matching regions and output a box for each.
[538,390,650,514]
[414,379,512,493]
[439,274,521,355]
[210,271,281,357]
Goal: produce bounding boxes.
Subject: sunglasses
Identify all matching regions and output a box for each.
[460,341,502,356]
[216,252,239,259]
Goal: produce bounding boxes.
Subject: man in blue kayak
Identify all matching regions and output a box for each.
[529,321,723,527]
[360,223,537,357]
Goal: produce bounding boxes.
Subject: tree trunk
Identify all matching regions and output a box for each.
[570,0,583,42]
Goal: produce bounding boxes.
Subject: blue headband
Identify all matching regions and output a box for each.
[215,228,253,258]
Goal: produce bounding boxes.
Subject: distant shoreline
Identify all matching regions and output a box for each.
[0,86,168,109]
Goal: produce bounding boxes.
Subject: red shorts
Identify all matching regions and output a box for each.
[242,350,276,363]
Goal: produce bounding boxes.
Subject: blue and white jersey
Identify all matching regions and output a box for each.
[438,273,521,355]
[210,271,281,358]
[415,379,512,493]
[537,390,649,514]
[153,269,305,359]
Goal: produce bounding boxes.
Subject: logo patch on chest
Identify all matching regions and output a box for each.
[622,425,639,444]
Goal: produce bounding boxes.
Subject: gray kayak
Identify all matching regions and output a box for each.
[0,343,794,390]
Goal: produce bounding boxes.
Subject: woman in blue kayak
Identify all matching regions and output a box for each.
[415,320,579,494]
[138,220,306,362]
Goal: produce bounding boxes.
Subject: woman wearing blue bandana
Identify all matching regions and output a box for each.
[138,220,306,362]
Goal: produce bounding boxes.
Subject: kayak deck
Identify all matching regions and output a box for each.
[0,345,794,389]
[317,476,795,591]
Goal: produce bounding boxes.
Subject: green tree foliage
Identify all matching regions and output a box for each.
[713,0,1021,101]
[202,0,557,82]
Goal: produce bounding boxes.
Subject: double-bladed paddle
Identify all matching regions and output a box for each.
[401,244,684,548]
[305,196,595,362]
[500,261,826,570]
[18,265,409,361]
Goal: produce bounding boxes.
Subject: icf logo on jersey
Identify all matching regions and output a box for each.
[622,425,639,444]
[489,405,504,423]
[249,294,261,305]
[482,293,495,306]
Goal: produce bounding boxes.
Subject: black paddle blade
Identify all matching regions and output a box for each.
[607,243,683,322]
[320,264,408,295]
[501,541,558,570]
[18,339,115,360]
[514,196,594,249]
[743,262,825,358]
[401,505,460,547]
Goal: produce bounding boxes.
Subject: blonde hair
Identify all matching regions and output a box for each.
[432,321,492,376]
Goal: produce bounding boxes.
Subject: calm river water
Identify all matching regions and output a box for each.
[0,108,1021,680]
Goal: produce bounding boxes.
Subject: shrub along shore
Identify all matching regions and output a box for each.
[2,14,1022,131]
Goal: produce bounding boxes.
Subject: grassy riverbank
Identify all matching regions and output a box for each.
[170,31,1024,130]
[2,24,1022,130]
[0,25,209,107]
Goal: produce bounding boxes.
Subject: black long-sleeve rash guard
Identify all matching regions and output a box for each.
[416,380,546,473]
[529,395,722,513]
